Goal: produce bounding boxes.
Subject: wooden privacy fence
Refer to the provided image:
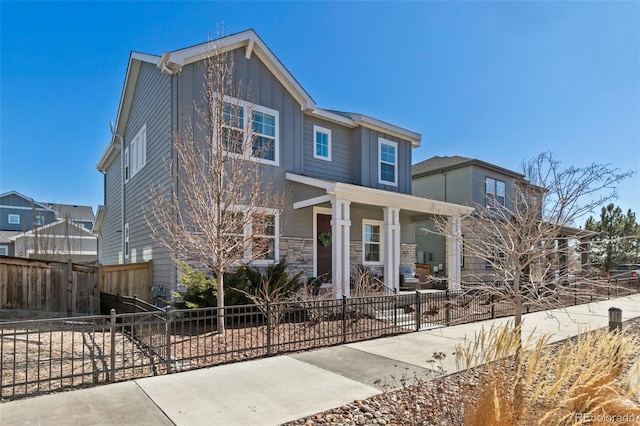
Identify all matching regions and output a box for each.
[0,256,99,315]
[98,261,153,302]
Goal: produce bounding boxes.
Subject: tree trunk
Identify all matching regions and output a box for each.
[217,270,226,334]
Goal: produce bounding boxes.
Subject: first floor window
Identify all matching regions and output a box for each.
[363,220,382,263]
[8,214,20,225]
[0,246,8,256]
[223,207,279,263]
[252,212,276,260]
[35,216,44,226]
[124,223,130,259]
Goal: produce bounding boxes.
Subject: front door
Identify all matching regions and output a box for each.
[316,214,332,282]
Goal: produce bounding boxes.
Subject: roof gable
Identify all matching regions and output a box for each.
[0,191,56,212]
[412,156,523,179]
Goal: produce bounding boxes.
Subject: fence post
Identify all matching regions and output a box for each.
[445,290,451,326]
[415,290,421,332]
[574,287,577,306]
[491,294,495,319]
[110,308,116,382]
[133,294,138,312]
[342,295,347,344]
[266,299,272,356]
[165,307,172,374]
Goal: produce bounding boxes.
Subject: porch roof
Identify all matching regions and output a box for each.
[286,173,474,217]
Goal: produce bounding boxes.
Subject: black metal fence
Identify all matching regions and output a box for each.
[2,278,639,401]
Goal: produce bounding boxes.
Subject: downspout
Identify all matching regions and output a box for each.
[110,122,125,263]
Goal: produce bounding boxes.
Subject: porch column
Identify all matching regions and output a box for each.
[331,198,351,298]
[383,207,401,293]
[446,216,462,291]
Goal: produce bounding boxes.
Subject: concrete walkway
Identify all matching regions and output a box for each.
[2,295,640,426]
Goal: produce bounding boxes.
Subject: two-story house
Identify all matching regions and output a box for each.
[412,155,589,282]
[0,191,97,262]
[94,30,472,299]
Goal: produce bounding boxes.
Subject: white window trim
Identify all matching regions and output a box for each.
[249,207,280,266]
[378,138,398,187]
[313,125,332,161]
[124,222,130,259]
[0,245,8,256]
[8,214,20,225]
[125,124,146,183]
[362,219,384,265]
[35,215,45,226]
[220,95,280,166]
[224,205,280,266]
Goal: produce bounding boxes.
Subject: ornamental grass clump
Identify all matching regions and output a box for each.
[457,322,640,425]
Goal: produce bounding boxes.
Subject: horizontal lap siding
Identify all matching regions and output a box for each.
[123,62,172,288]
[302,116,354,183]
[100,157,122,265]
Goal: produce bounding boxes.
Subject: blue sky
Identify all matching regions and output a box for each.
[1,1,638,225]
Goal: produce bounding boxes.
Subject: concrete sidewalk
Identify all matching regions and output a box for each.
[2,295,640,426]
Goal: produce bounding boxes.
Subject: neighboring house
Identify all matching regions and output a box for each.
[0,191,97,262]
[412,156,587,281]
[94,29,472,298]
[44,203,95,231]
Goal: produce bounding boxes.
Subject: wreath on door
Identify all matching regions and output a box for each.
[318,230,332,247]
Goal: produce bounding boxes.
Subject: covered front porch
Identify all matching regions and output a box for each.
[286,173,474,297]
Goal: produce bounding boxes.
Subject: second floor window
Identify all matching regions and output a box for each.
[8,214,20,224]
[313,125,332,161]
[125,125,147,183]
[221,98,279,166]
[485,177,506,206]
[378,138,398,186]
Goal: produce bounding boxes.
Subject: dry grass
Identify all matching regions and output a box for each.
[456,323,640,425]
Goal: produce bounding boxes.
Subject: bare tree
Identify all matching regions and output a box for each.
[146,31,285,334]
[433,152,633,328]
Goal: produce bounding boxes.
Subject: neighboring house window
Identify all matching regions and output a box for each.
[313,125,332,161]
[363,220,383,263]
[35,216,44,226]
[8,214,20,224]
[378,138,398,186]
[0,246,8,256]
[125,125,147,183]
[485,177,506,206]
[220,98,279,166]
[124,223,130,259]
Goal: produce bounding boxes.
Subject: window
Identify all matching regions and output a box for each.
[0,246,8,256]
[124,223,130,259]
[252,212,277,260]
[223,207,279,263]
[313,125,332,161]
[363,220,383,263]
[35,216,44,226]
[378,138,397,186]
[485,177,506,206]
[220,98,279,166]
[125,125,146,183]
[8,214,20,225]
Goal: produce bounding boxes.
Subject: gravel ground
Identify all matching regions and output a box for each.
[283,318,640,426]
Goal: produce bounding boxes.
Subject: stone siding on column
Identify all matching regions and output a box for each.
[400,243,417,269]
